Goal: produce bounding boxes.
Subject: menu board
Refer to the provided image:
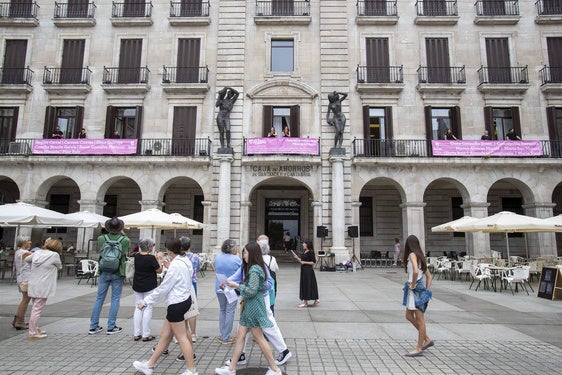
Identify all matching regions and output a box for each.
[538,267,562,300]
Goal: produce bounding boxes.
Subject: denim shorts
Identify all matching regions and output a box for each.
[166,297,192,323]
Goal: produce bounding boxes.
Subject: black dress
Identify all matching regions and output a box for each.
[299,250,319,300]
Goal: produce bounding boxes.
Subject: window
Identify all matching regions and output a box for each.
[47,194,70,233]
[366,38,390,83]
[547,37,562,83]
[118,39,143,83]
[193,195,203,235]
[172,106,196,156]
[359,196,373,237]
[502,197,523,237]
[451,197,464,237]
[262,106,300,137]
[9,0,33,17]
[272,0,294,16]
[0,107,19,153]
[43,106,84,139]
[2,40,28,84]
[67,0,90,18]
[362,106,393,156]
[176,38,201,83]
[483,107,520,140]
[123,0,147,17]
[365,0,390,16]
[60,39,86,84]
[271,40,294,72]
[546,107,562,157]
[105,106,143,139]
[485,38,511,83]
[425,38,451,83]
[424,106,461,140]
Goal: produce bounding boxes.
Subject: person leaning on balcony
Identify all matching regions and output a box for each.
[445,129,457,140]
[109,130,121,139]
[481,130,491,140]
[506,128,521,141]
[282,124,291,137]
[51,126,64,139]
[78,128,87,139]
[267,127,277,137]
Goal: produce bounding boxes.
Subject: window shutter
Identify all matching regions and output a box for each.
[546,107,556,140]
[424,106,432,139]
[385,106,393,140]
[75,106,84,137]
[263,106,272,136]
[483,106,493,139]
[134,106,143,139]
[290,105,300,137]
[362,105,370,139]
[451,106,462,139]
[511,106,521,138]
[43,106,56,139]
[10,107,19,140]
[105,106,116,138]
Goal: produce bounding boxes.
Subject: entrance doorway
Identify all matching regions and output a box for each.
[265,198,300,251]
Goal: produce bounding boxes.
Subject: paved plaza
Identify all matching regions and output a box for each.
[1,263,561,375]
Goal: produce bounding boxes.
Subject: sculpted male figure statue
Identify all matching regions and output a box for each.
[326,91,347,148]
[216,87,239,149]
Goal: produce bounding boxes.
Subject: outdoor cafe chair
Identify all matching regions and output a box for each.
[469,264,491,291]
[456,259,475,281]
[78,259,98,287]
[501,266,534,295]
[435,259,452,280]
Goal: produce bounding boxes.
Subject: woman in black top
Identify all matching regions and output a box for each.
[132,238,163,341]
[292,239,319,308]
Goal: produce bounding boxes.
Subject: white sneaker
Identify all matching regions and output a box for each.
[133,360,154,375]
[179,370,198,375]
[265,368,282,375]
[214,366,235,375]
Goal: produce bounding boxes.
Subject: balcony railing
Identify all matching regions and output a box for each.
[356,0,398,16]
[417,66,466,84]
[539,66,562,85]
[0,138,212,157]
[0,67,34,85]
[54,2,96,18]
[477,66,528,84]
[255,0,310,16]
[415,0,458,16]
[535,0,562,15]
[0,2,39,18]
[170,0,209,17]
[43,67,92,85]
[352,139,562,158]
[112,1,152,17]
[475,0,519,16]
[162,66,209,84]
[102,66,150,84]
[356,65,403,84]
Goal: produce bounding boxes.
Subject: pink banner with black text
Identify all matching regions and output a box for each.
[32,139,138,155]
[246,137,319,155]
[431,140,543,157]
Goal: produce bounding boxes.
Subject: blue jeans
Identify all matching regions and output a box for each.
[217,292,237,340]
[90,272,124,330]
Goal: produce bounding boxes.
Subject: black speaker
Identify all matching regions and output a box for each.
[316,225,328,238]
[348,225,358,238]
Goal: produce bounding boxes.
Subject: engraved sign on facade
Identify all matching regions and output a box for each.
[251,165,312,177]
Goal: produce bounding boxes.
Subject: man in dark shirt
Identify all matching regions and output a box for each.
[481,130,491,140]
[52,126,64,139]
[506,128,521,140]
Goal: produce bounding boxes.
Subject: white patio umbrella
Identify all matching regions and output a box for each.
[431,216,479,233]
[169,213,205,236]
[0,202,83,236]
[451,211,548,266]
[65,211,109,258]
[119,208,187,237]
[540,215,562,232]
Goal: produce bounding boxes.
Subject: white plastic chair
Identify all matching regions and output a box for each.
[78,259,98,286]
[456,259,475,281]
[470,264,491,291]
[435,259,452,280]
[502,266,534,295]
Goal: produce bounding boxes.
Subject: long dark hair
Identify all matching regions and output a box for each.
[243,242,267,282]
[403,235,427,273]
[303,239,313,252]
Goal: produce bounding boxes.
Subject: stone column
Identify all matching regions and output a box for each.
[240,201,252,247]
[139,200,165,246]
[399,202,427,252]
[76,199,107,257]
[311,200,322,254]
[202,200,212,254]
[462,202,490,259]
[329,153,347,264]
[523,202,556,258]
[215,153,234,253]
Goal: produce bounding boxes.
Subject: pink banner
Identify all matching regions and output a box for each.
[431,140,543,157]
[246,137,319,155]
[32,139,138,155]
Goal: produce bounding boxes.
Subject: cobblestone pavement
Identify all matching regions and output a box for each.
[1,264,561,374]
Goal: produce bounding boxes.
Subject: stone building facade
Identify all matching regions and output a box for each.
[0,0,561,260]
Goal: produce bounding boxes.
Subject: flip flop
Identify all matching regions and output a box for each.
[133,335,142,341]
[142,335,155,342]
[297,303,309,308]
[312,300,320,306]
[422,340,435,350]
[405,351,424,357]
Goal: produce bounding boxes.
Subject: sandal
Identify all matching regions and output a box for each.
[142,335,155,342]
[312,300,320,306]
[297,303,308,308]
[133,335,142,341]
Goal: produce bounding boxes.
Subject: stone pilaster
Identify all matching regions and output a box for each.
[240,201,252,248]
[76,199,107,256]
[523,202,557,258]
[462,202,490,259]
[329,154,347,264]
[399,202,427,252]
[215,153,234,252]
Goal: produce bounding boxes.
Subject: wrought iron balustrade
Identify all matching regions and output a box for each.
[535,0,562,15]
[0,67,34,85]
[474,0,519,16]
[356,0,398,16]
[102,66,150,84]
[0,2,39,18]
[356,65,403,84]
[255,0,310,16]
[415,0,458,16]
[477,65,528,84]
[54,1,96,18]
[539,65,562,84]
[169,0,209,17]
[111,1,152,17]
[162,66,209,84]
[43,67,92,85]
[417,66,466,84]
